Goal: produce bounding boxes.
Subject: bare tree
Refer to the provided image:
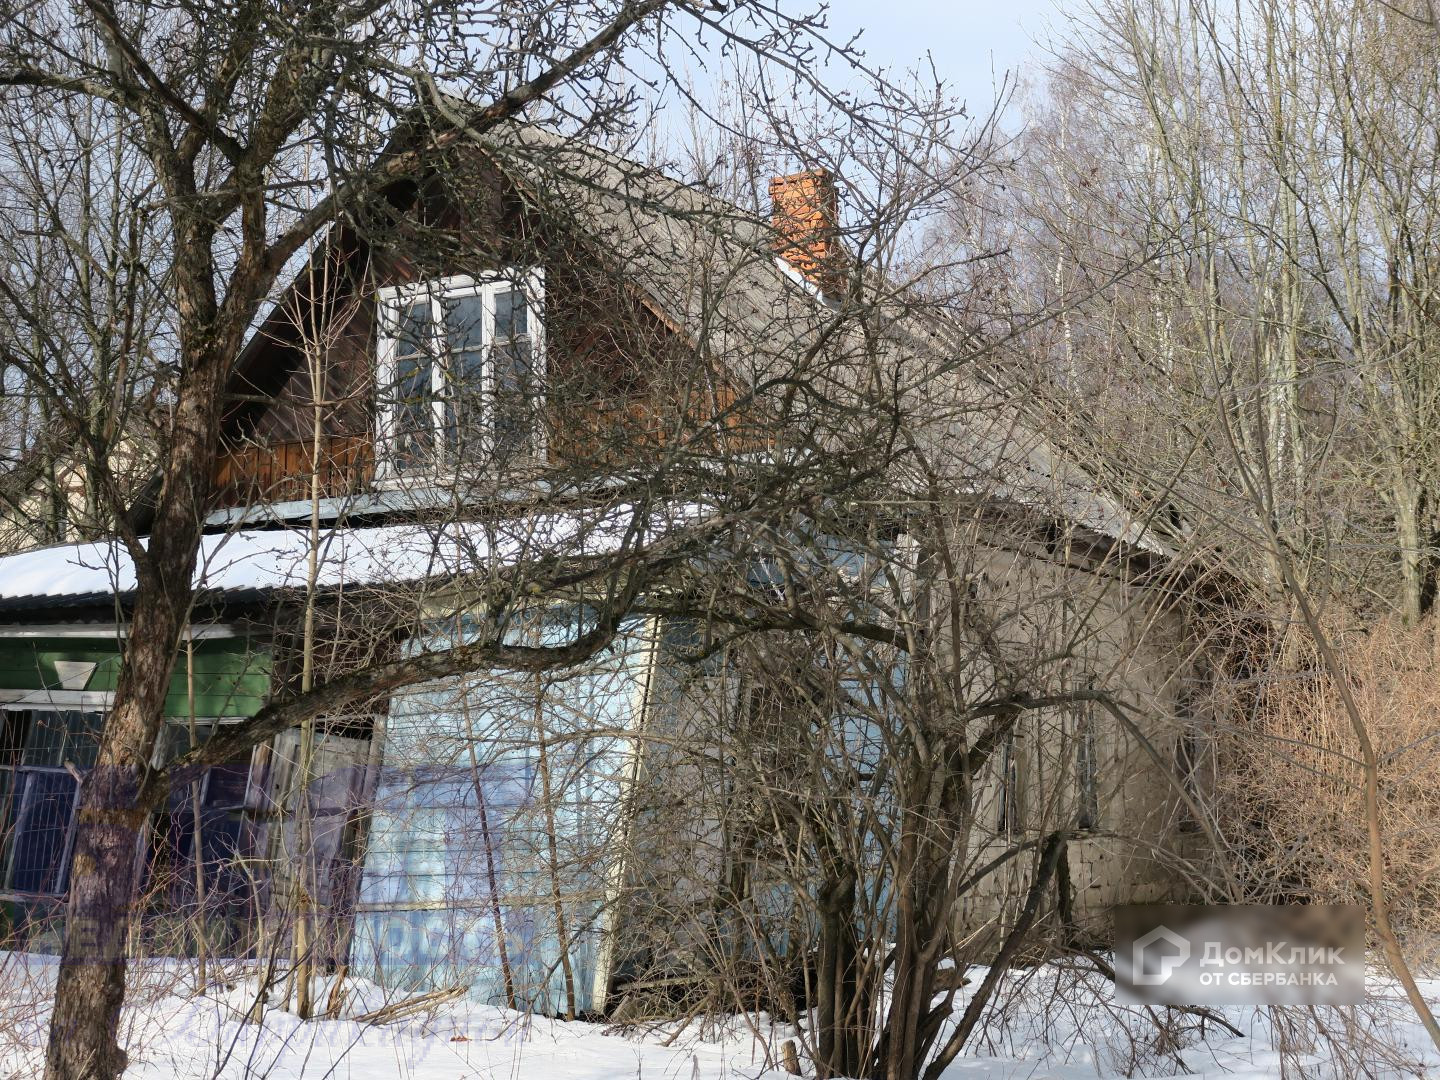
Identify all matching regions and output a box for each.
[992,0,1440,1055]
[0,3,985,1077]
[0,3,1260,1080]
[0,4,1114,1080]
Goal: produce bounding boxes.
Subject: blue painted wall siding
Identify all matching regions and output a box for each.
[351,611,651,1014]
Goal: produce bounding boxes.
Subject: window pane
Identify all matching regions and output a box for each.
[496,338,532,389]
[9,771,77,894]
[64,711,104,770]
[439,294,486,462]
[158,721,213,809]
[494,290,534,462]
[158,723,251,808]
[444,349,486,460]
[195,811,248,899]
[494,289,527,340]
[160,721,215,763]
[21,712,67,767]
[393,353,434,470]
[19,710,102,769]
[396,300,432,356]
[203,762,251,810]
[387,295,438,472]
[148,808,191,883]
[0,768,22,886]
[0,712,26,755]
[1077,711,1099,830]
[494,338,534,461]
[997,733,1020,835]
[444,294,486,352]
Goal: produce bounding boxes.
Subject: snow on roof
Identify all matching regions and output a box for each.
[0,506,679,608]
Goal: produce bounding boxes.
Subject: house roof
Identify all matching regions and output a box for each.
[474,120,838,349]
[462,121,1174,556]
[182,115,1179,564]
[0,504,689,612]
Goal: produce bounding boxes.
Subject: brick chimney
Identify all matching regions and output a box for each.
[770,169,846,298]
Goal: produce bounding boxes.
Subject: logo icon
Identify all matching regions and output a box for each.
[1132,924,1190,985]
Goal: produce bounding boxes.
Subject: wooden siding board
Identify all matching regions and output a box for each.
[214,435,375,510]
[211,157,774,512]
[0,638,270,717]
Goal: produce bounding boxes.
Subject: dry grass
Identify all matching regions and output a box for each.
[1217,615,1440,961]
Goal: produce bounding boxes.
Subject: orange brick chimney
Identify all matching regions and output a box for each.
[770,169,846,298]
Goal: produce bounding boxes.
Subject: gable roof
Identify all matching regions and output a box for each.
[474,120,836,346]
[204,114,1173,557]
[462,123,1173,555]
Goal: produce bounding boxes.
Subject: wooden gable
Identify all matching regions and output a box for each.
[212,145,763,514]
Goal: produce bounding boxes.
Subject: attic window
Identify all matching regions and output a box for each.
[376,271,545,477]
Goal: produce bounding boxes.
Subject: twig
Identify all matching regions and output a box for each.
[353,985,467,1025]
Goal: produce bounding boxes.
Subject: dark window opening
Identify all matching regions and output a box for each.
[0,713,255,921]
[144,758,255,949]
[0,710,104,896]
[1075,704,1100,831]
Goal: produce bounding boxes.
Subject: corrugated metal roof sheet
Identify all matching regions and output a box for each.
[0,505,685,608]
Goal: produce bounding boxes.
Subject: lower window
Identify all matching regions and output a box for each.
[0,711,255,913]
[0,710,102,894]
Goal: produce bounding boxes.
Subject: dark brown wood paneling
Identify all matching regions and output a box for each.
[213,436,374,510]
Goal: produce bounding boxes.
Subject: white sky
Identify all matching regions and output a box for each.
[818,0,1064,121]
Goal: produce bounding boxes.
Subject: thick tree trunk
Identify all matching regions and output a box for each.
[45,334,226,1079]
[1395,478,1425,625]
[872,733,977,1080]
[45,602,187,1079]
[45,773,139,1080]
[814,875,866,1080]
[880,797,957,1080]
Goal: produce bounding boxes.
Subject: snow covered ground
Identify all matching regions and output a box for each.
[2,951,1437,1079]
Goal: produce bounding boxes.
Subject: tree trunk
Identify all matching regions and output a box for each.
[45,602,187,1079]
[878,785,950,1080]
[814,875,866,1080]
[45,325,226,1078]
[1395,477,1425,626]
[921,831,1068,1080]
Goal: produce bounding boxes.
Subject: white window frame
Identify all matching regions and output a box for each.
[375,269,546,481]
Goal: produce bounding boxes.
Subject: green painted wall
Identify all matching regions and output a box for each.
[0,636,270,717]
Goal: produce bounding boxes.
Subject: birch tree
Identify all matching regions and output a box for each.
[1008,0,1440,620]
[996,0,1440,1052]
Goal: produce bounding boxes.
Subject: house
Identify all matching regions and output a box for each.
[0,435,151,556]
[0,118,1213,1015]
